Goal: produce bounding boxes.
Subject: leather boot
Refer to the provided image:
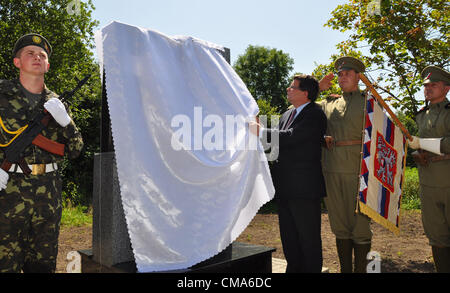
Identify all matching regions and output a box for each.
[336,238,353,273]
[353,242,371,273]
[431,246,450,273]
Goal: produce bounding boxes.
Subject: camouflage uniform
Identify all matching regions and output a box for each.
[0,79,83,273]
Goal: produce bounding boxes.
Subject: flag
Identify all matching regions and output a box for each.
[359,93,407,235]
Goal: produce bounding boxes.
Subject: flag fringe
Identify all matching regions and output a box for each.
[359,201,400,236]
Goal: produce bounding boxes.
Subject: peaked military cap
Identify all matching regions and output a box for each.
[13,33,52,57]
[335,56,365,73]
[421,66,450,85]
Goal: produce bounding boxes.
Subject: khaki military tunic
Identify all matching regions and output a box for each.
[0,79,84,272]
[318,90,372,243]
[415,98,450,247]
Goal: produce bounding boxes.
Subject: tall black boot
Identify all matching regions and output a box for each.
[431,246,450,273]
[336,238,353,273]
[353,243,371,273]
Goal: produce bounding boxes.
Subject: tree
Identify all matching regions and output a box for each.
[233,45,294,113]
[0,0,101,205]
[325,0,449,117]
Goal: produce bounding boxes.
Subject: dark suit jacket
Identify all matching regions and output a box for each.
[263,102,327,199]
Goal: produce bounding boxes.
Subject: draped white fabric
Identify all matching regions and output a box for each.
[95,21,275,272]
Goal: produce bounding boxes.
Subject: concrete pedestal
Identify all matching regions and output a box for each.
[92,152,134,267]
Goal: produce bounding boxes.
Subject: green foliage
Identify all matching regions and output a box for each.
[61,205,92,227]
[311,64,341,100]
[397,111,418,167]
[0,0,102,205]
[256,99,280,128]
[325,0,449,118]
[233,45,294,113]
[401,167,421,210]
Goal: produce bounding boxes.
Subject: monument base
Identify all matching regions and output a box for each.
[79,242,275,273]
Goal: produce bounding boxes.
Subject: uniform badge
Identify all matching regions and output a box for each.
[32,36,42,44]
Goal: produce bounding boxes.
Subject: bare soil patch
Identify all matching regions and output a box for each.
[56,209,434,273]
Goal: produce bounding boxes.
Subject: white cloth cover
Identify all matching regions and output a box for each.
[95,21,275,272]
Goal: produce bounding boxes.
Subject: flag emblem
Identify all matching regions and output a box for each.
[374,131,398,193]
[359,93,407,235]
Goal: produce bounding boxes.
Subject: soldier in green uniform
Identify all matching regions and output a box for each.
[0,34,84,273]
[318,56,372,273]
[409,66,450,273]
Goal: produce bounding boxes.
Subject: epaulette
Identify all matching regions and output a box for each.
[327,94,342,100]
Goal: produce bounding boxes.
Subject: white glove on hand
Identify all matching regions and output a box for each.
[0,168,9,191]
[409,136,420,149]
[44,98,71,127]
[409,136,443,155]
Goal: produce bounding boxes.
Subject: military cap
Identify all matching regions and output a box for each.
[421,66,450,85]
[13,33,52,57]
[334,56,365,73]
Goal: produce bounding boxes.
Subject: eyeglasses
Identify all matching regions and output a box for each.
[288,86,305,91]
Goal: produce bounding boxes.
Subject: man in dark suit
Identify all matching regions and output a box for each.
[250,74,327,273]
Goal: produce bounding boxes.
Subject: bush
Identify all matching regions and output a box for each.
[401,167,421,210]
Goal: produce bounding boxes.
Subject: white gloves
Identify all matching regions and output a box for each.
[0,168,9,191]
[408,136,420,149]
[409,136,443,156]
[44,98,71,127]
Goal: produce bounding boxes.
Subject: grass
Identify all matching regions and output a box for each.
[60,168,421,227]
[401,167,421,210]
[61,205,93,227]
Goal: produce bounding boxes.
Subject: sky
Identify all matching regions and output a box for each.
[90,0,351,75]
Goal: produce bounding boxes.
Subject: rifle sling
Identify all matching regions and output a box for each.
[32,134,65,156]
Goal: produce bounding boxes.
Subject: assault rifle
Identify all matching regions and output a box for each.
[0,74,91,175]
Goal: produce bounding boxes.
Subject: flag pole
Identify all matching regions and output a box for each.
[360,74,412,140]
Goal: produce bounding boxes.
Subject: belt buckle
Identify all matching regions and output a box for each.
[32,164,46,175]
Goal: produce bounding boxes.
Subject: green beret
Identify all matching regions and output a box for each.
[421,66,450,85]
[13,33,52,57]
[334,56,365,73]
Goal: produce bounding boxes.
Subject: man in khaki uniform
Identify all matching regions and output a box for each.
[318,56,372,273]
[409,66,450,273]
